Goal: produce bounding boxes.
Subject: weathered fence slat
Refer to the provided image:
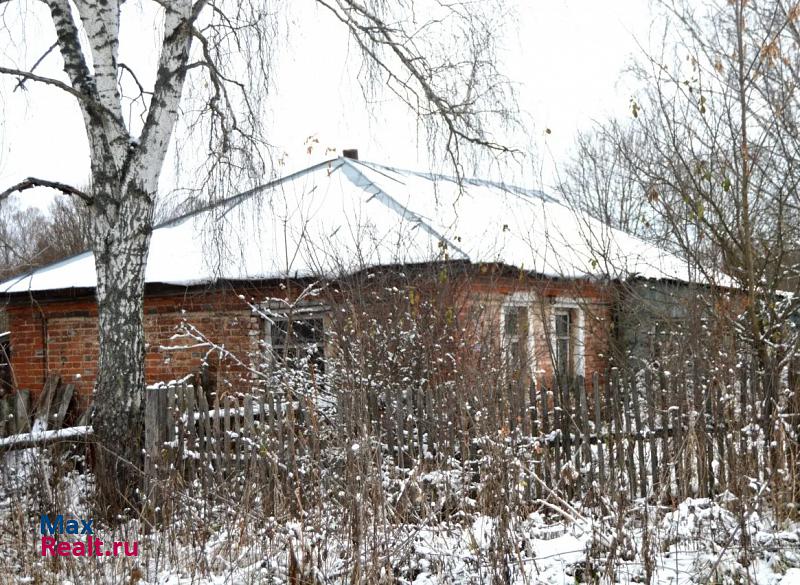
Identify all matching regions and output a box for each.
[593,372,605,485]
[645,370,658,494]
[672,374,684,498]
[541,388,554,489]
[577,377,591,486]
[175,385,186,476]
[144,386,163,483]
[393,390,407,467]
[194,385,209,490]
[184,384,197,479]
[52,384,74,430]
[714,377,726,493]
[243,394,254,469]
[34,375,60,430]
[200,389,223,483]
[630,373,647,498]
[704,373,715,496]
[657,371,670,500]
[15,389,31,434]
[223,396,233,472]
[559,379,572,482]
[621,373,636,500]
[604,369,616,483]
[233,396,244,472]
[530,383,542,499]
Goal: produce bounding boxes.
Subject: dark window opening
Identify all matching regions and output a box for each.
[269,314,326,379]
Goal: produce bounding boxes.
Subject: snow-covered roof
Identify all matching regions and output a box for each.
[0,157,693,295]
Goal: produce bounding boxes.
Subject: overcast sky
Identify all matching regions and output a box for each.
[0,0,655,211]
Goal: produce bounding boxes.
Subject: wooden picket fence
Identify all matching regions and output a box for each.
[143,363,795,507]
[0,375,85,447]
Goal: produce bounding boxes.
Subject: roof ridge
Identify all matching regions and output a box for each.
[339,158,471,261]
[155,157,345,229]
[154,156,555,232]
[349,159,560,204]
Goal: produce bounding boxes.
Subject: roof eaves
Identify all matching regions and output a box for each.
[0,250,95,295]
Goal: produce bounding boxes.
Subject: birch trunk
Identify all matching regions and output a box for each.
[53,0,193,516]
[90,182,154,514]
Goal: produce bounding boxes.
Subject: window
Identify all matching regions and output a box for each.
[264,306,327,380]
[554,310,572,377]
[504,306,529,372]
[503,304,532,385]
[549,302,584,380]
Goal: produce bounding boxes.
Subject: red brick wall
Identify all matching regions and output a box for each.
[7,307,48,393]
[6,287,268,405]
[142,296,259,393]
[5,273,614,407]
[463,271,613,386]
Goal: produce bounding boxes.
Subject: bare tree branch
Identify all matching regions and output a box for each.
[0,65,84,101]
[314,0,518,175]
[12,42,58,92]
[0,178,92,204]
[117,63,152,99]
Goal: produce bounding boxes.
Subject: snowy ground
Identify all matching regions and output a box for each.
[2,492,797,584]
[0,448,798,583]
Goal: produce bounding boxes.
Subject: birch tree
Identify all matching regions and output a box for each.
[0,0,517,516]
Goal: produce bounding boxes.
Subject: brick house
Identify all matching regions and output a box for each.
[0,154,692,407]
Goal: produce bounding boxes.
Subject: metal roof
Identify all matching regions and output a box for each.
[0,157,694,294]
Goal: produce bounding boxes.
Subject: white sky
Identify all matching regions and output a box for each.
[0,0,655,211]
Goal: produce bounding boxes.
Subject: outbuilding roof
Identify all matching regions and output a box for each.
[0,156,692,294]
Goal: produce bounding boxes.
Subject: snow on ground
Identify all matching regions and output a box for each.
[0,448,797,584]
[4,491,796,584]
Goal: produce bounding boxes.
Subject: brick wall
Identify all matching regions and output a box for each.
[6,287,269,405]
[5,272,614,407]
[465,271,613,386]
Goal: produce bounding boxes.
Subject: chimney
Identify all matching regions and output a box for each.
[342,148,359,160]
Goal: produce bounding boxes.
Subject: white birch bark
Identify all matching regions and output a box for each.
[38,0,195,514]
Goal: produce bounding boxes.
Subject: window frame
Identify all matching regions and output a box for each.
[500,292,537,380]
[553,309,572,378]
[548,298,585,380]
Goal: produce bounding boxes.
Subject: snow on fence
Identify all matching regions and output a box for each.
[143,363,794,509]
